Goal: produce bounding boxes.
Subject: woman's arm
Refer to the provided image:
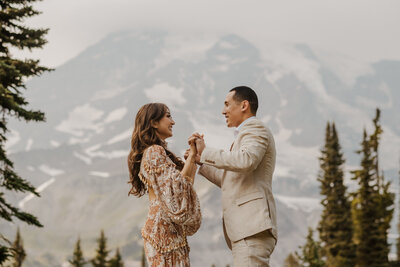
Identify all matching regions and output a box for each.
[180,141,197,184]
[141,145,201,230]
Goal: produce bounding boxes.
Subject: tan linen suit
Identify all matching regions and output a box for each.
[198,118,277,266]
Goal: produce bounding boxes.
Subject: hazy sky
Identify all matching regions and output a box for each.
[16,0,400,67]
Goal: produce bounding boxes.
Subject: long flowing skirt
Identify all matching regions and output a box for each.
[144,239,190,267]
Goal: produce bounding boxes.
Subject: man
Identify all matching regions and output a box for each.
[191,86,277,266]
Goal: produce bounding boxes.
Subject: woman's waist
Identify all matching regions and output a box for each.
[143,214,186,236]
[141,220,188,253]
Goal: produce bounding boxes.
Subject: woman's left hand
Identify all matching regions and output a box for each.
[188,138,197,157]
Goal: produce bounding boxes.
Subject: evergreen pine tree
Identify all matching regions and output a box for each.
[351,109,394,267]
[91,230,109,267]
[108,248,123,267]
[371,110,395,265]
[9,228,25,267]
[317,122,356,267]
[69,237,86,267]
[397,160,400,264]
[296,228,325,267]
[284,253,301,267]
[351,129,380,266]
[0,0,51,263]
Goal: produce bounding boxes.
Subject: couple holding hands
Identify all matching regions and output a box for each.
[127,86,277,267]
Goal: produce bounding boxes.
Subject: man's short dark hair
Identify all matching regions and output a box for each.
[229,86,258,115]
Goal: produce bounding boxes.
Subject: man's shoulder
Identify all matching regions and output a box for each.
[242,118,270,133]
[240,119,275,145]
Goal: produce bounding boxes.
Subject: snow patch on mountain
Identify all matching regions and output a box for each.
[145,82,186,107]
[263,45,329,100]
[25,138,33,151]
[85,144,128,159]
[188,113,233,150]
[274,118,320,180]
[89,171,110,178]
[274,165,292,178]
[73,151,92,165]
[56,104,104,137]
[27,166,35,171]
[39,164,65,176]
[380,126,400,169]
[104,107,128,124]
[276,194,321,213]
[91,85,132,101]
[50,140,60,147]
[107,129,131,145]
[151,34,217,73]
[18,178,56,209]
[313,48,374,87]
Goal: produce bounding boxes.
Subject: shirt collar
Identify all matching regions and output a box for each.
[234,116,256,138]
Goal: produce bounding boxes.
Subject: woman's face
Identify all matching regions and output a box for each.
[154,109,175,140]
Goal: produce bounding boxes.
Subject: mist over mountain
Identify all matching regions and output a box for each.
[3,31,399,266]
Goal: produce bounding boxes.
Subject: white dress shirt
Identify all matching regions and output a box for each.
[234,116,256,138]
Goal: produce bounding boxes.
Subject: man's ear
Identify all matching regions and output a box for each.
[241,100,250,112]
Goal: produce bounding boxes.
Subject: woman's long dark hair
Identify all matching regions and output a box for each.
[127,103,184,197]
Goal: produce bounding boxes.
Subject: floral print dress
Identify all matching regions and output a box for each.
[139,145,202,267]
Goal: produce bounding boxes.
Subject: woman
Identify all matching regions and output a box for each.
[127,103,201,267]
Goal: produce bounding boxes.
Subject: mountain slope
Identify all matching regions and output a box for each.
[3,31,399,266]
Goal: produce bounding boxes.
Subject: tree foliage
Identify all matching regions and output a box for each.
[296,228,325,267]
[317,122,355,267]
[351,109,394,267]
[284,253,301,267]
[69,237,86,267]
[9,228,25,267]
[0,0,51,263]
[91,230,109,267]
[108,248,124,267]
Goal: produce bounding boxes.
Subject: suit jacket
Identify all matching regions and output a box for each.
[198,118,277,247]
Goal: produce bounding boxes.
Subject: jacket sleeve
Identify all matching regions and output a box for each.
[198,164,223,188]
[141,145,201,236]
[200,125,269,173]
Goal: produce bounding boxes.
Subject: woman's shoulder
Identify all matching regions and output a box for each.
[143,144,167,161]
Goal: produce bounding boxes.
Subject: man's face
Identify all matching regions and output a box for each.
[222,91,243,128]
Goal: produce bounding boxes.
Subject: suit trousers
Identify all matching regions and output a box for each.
[231,230,276,267]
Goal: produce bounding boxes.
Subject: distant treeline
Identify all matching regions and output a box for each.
[6,229,233,266]
[5,229,126,267]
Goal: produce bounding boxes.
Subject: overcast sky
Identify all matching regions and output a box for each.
[16,0,400,68]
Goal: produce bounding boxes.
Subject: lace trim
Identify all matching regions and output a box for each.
[138,172,149,188]
[141,228,188,253]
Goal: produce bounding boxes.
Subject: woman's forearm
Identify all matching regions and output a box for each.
[190,162,197,180]
[181,154,196,183]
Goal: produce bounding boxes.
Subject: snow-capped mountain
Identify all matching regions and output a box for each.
[3,31,399,266]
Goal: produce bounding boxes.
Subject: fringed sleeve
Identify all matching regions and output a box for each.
[141,145,201,236]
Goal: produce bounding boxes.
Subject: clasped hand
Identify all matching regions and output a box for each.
[185,132,205,164]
